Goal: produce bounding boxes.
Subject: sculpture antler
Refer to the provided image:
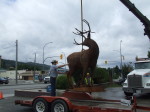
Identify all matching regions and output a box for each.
[74,39,82,45]
[83,19,91,32]
[73,28,86,39]
[73,19,95,45]
[82,19,95,38]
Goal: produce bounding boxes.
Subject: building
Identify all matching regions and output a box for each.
[0,70,26,79]
[19,71,41,80]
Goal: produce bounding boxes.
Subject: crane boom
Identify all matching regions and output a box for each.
[120,0,150,39]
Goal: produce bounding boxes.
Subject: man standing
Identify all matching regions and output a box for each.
[49,60,68,96]
[84,73,93,86]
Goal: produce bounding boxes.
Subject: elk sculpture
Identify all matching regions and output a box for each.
[67,19,99,88]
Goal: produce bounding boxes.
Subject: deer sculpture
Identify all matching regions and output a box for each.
[67,19,99,88]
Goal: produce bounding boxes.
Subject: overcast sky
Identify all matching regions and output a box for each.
[0,0,149,68]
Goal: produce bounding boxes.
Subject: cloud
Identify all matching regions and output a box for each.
[0,0,149,68]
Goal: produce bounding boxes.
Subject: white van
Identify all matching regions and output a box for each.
[44,76,50,84]
[123,59,150,96]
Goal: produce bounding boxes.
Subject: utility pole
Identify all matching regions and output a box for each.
[81,0,84,50]
[15,40,18,84]
[33,53,36,82]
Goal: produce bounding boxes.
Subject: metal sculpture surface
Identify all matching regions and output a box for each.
[67,19,99,88]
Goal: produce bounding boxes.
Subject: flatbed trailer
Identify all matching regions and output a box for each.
[15,91,150,112]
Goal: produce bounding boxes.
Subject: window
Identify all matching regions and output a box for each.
[135,62,150,69]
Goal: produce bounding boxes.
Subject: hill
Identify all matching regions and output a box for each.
[1,59,50,71]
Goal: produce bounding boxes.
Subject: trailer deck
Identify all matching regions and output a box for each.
[15,97,134,112]
[15,90,147,112]
[70,99,132,110]
[14,89,150,112]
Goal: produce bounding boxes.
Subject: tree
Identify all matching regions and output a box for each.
[71,67,110,84]
[122,64,133,78]
[93,67,109,83]
[113,66,120,79]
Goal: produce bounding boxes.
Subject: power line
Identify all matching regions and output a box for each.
[2,45,16,49]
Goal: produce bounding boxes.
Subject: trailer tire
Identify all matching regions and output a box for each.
[51,99,69,112]
[33,98,49,112]
[124,92,133,96]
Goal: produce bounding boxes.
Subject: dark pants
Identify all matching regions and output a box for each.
[50,77,56,96]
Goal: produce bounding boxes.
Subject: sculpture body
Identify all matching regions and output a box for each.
[67,20,99,88]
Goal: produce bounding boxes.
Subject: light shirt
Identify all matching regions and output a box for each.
[49,65,58,78]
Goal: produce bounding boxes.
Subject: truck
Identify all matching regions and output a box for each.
[123,58,150,96]
[120,0,150,96]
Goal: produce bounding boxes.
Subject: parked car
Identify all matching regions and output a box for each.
[44,76,50,84]
[113,77,126,85]
[114,78,126,85]
[0,77,9,84]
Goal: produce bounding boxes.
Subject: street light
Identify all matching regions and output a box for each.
[43,42,53,71]
[113,40,123,79]
[43,56,59,64]
[120,40,123,79]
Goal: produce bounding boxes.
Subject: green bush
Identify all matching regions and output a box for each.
[93,67,110,83]
[56,67,110,88]
[56,75,69,89]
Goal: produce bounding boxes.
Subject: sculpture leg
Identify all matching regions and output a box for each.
[90,67,96,86]
[80,66,88,86]
[67,71,74,89]
[67,72,71,88]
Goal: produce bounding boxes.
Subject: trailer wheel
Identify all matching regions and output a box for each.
[124,92,133,96]
[33,98,49,112]
[51,99,69,112]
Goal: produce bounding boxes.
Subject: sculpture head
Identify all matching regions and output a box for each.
[73,19,95,47]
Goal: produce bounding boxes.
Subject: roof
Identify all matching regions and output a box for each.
[136,60,150,63]
[19,71,41,76]
[136,58,150,61]
[135,58,150,63]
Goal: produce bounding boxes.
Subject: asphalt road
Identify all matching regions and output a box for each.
[92,87,150,112]
[0,87,150,112]
[0,82,49,97]
[0,82,49,112]
[0,97,33,112]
